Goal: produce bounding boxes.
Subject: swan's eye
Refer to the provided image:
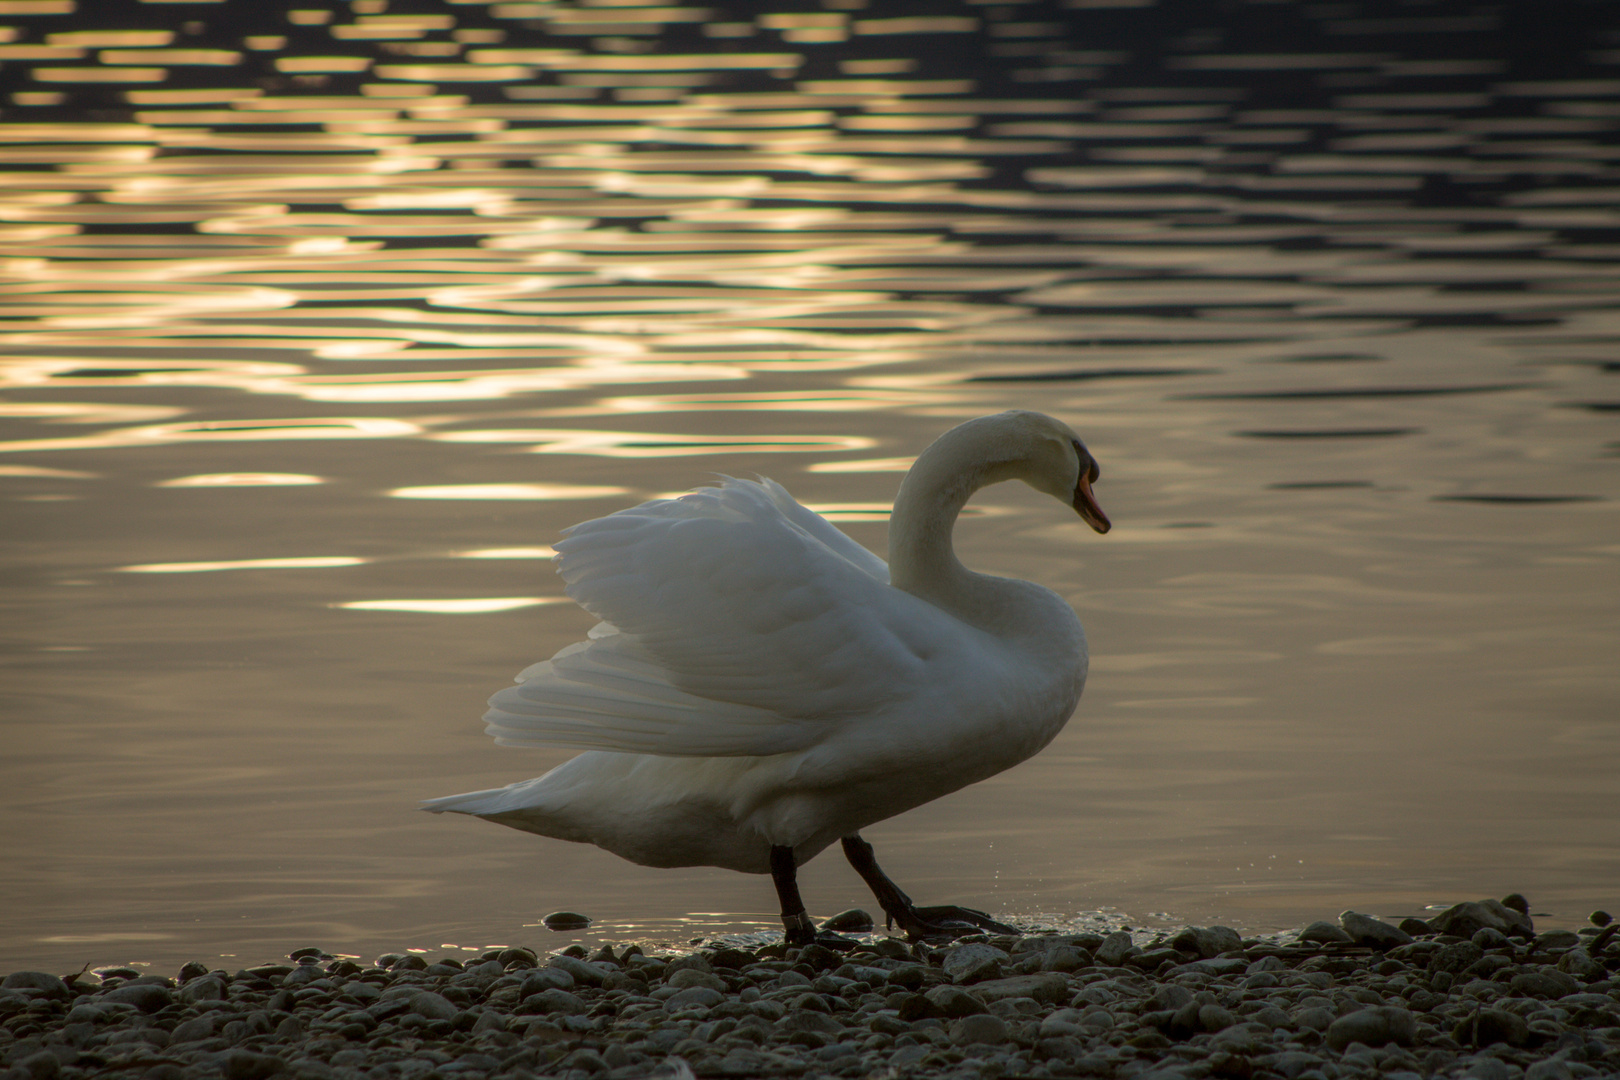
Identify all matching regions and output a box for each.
[1072,439,1099,484]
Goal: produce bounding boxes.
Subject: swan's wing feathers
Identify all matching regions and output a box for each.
[483,631,818,756]
[549,477,939,725]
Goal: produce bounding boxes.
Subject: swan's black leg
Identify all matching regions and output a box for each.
[770,845,861,950]
[841,834,1021,943]
[770,844,818,946]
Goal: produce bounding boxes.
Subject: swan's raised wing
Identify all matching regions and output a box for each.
[483,477,950,757]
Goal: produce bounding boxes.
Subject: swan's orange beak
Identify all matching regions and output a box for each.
[1074,475,1110,534]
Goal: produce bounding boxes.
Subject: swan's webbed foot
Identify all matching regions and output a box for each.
[781,909,818,947]
[906,905,1021,940]
[840,834,1021,944]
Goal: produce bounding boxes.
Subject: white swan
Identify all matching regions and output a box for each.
[424,410,1110,943]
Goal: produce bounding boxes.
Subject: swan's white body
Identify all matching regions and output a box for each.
[425,411,1103,878]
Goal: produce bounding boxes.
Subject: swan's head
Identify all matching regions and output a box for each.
[1003,412,1111,535]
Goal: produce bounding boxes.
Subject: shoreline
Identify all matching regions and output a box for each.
[3,898,1617,1080]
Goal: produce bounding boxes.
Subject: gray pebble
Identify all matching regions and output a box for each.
[1298,920,1353,945]
[949,1013,1008,1046]
[406,990,458,1020]
[99,984,172,1013]
[541,911,591,931]
[1340,910,1414,949]
[1325,1005,1416,1049]
[665,986,723,1011]
[0,974,67,999]
[1431,898,1535,938]
[924,985,988,1018]
[548,955,609,986]
[941,943,1007,984]
[666,968,725,992]
[1093,930,1138,966]
[1169,925,1241,959]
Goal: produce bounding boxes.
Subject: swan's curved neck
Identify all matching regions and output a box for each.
[887,430,1022,617]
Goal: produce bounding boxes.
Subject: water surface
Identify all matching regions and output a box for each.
[2,0,1617,971]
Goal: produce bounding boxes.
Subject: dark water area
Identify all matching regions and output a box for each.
[1,0,1617,973]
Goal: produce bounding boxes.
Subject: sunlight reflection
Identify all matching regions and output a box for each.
[336,597,567,613]
[156,473,324,487]
[806,457,915,473]
[431,429,876,457]
[388,483,629,500]
[119,556,366,573]
[453,547,556,560]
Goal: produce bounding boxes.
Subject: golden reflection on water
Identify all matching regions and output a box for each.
[0,0,1617,969]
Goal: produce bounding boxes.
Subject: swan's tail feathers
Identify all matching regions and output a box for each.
[482,633,823,758]
[420,786,513,816]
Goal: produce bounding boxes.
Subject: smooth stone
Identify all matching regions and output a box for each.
[895,992,948,1021]
[1524,1059,1575,1080]
[1169,925,1241,959]
[968,973,1068,1005]
[541,911,590,931]
[14,1052,59,1080]
[819,909,873,933]
[1176,957,1248,977]
[1536,930,1582,951]
[1430,941,1485,975]
[1037,1008,1085,1037]
[0,974,68,999]
[548,955,609,986]
[1555,948,1604,980]
[884,964,926,990]
[1198,1004,1236,1033]
[557,1048,605,1073]
[924,985,989,1018]
[949,1013,1009,1046]
[170,1015,219,1043]
[781,1008,843,1035]
[1325,1005,1416,1049]
[1298,921,1353,945]
[667,968,726,992]
[1292,1006,1336,1031]
[222,1051,286,1080]
[797,944,843,972]
[1340,911,1413,949]
[707,948,756,970]
[1457,1008,1530,1047]
[1430,899,1534,939]
[942,943,1008,984]
[1094,931,1138,967]
[1261,1050,1330,1079]
[1149,984,1194,1011]
[99,984,172,1013]
[178,976,225,1003]
[520,968,575,996]
[663,953,713,977]
[1510,969,1580,999]
[665,986,724,1010]
[1038,946,1088,973]
[1458,1055,1513,1080]
[402,991,456,1020]
[525,987,588,1015]
[1591,910,1613,928]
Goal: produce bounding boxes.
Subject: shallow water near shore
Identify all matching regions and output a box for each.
[2,0,1619,973]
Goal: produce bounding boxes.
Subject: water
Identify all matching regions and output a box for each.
[2,0,1617,972]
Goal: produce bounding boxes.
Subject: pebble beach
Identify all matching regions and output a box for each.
[5,898,1618,1080]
